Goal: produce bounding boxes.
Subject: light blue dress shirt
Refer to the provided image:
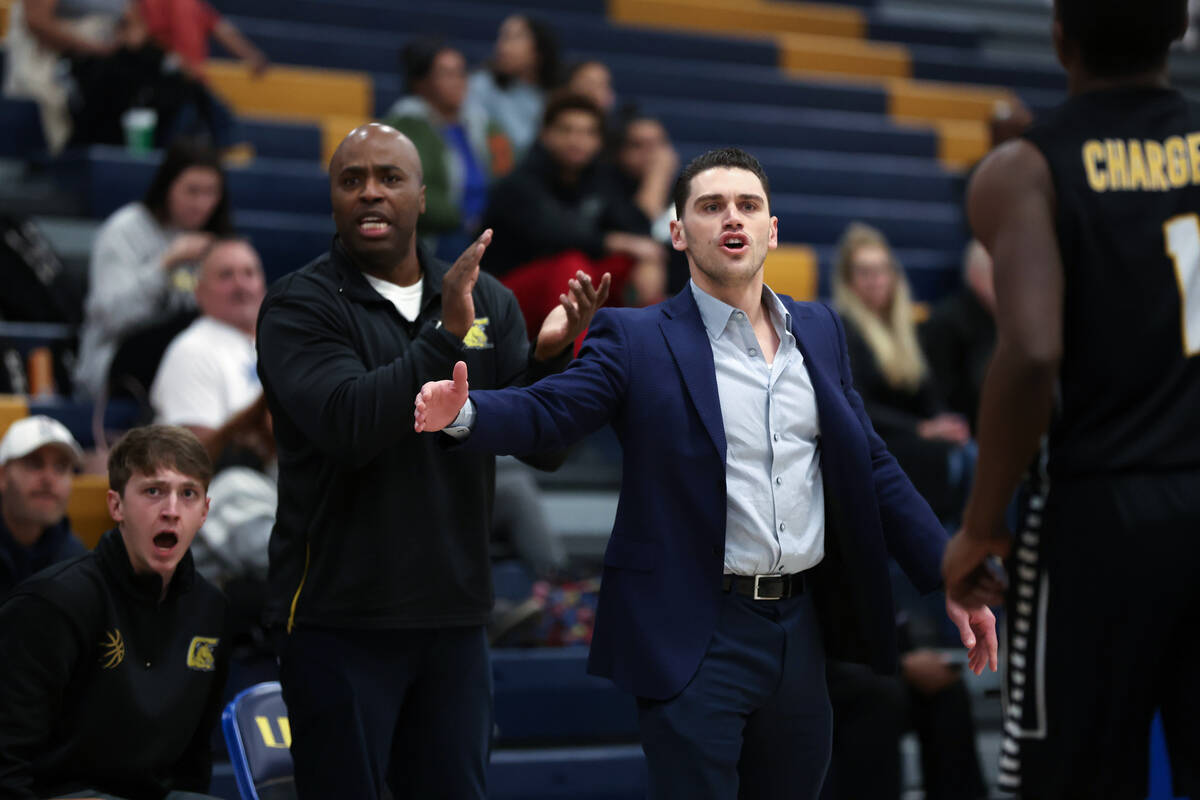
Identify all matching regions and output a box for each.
[690,281,825,576]
[447,282,826,575]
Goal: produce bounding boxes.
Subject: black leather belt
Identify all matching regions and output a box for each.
[721,572,805,600]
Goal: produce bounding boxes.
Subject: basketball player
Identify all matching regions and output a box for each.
[942,1,1200,797]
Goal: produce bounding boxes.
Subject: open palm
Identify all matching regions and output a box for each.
[414,361,470,433]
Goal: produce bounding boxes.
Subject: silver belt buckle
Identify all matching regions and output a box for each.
[753,573,784,600]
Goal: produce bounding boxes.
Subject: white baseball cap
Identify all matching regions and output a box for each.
[0,416,84,467]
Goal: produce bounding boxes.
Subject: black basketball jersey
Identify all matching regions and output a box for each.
[1024,86,1200,478]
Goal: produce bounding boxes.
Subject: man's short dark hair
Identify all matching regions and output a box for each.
[541,91,604,131]
[1057,0,1187,77]
[672,148,770,218]
[401,37,456,88]
[108,425,213,495]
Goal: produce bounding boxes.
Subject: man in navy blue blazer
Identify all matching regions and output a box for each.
[416,147,997,799]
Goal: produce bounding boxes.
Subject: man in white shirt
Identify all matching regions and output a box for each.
[151,237,267,457]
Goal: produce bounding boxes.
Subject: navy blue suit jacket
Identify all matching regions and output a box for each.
[462,286,947,700]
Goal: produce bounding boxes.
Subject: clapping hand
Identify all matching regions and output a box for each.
[534,270,612,360]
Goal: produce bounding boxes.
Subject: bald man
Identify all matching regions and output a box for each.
[255,124,610,799]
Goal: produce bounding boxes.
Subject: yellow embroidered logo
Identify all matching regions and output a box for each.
[186,636,219,671]
[99,629,124,669]
[462,317,491,349]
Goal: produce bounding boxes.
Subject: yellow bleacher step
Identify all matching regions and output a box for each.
[887,79,1013,124]
[609,0,865,39]
[764,244,818,302]
[888,80,1016,168]
[0,395,29,442]
[68,474,112,550]
[779,32,910,79]
[207,60,373,120]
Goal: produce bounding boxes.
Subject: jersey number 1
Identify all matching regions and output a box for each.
[1164,214,1200,356]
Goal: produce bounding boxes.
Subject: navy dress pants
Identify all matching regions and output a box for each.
[279,625,492,800]
[636,589,832,800]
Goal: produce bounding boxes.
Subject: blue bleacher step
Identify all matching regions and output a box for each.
[492,647,638,744]
[490,744,646,800]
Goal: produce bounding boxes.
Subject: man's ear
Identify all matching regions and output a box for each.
[670,218,688,252]
[419,184,427,215]
[768,216,779,250]
[106,489,123,524]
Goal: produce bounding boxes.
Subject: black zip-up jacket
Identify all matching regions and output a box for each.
[0,506,86,599]
[256,239,568,631]
[0,529,229,800]
[479,143,652,277]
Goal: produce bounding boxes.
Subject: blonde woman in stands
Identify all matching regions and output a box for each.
[464,14,561,166]
[833,222,973,520]
[75,138,232,399]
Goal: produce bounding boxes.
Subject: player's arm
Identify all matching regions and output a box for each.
[943,139,1063,607]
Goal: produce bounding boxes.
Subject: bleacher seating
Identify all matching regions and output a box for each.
[5,0,1148,794]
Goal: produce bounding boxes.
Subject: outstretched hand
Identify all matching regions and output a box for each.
[945,595,999,675]
[414,361,470,433]
[441,230,492,339]
[534,270,612,360]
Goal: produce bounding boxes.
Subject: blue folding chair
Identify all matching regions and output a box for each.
[221,681,296,800]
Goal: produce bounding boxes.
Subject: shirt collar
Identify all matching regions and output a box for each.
[690,280,793,342]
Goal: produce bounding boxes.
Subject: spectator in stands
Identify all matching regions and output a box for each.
[385,39,497,262]
[140,0,267,83]
[75,138,232,399]
[465,13,561,162]
[2,0,129,152]
[832,222,973,520]
[138,0,267,148]
[255,122,608,799]
[0,425,228,800]
[564,59,615,116]
[150,237,266,458]
[481,92,666,340]
[0,415,85,597]
[919,240,996,433]
[615,115,678,238]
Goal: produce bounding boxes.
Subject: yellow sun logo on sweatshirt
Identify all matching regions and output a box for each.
[99,629,125,669]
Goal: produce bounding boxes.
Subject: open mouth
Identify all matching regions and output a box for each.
[357,215,392,238]
[153,532,179,555]
[720,234,748,254]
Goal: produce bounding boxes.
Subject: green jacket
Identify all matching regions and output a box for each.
[384,96,496,237]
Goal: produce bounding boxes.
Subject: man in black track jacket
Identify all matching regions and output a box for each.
[0,425,228,800]
[255,123,608,799]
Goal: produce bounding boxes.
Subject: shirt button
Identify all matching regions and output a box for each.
[144,661,151,669]
[779,522,786,532]
[773,433,780,442]
[775,476,783,486]
[748,348,758,357]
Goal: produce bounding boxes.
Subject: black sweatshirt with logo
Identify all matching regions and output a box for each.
[0,529,228,800]
[256,239,568,633]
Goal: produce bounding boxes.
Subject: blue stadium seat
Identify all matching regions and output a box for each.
[222,681,297,800]
[490,745,646,800]
[492,647,639,744]
[0,97,46,159]
[54,146,330,219]
[675,142,963,203]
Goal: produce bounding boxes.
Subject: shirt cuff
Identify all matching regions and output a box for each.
[443,398,476,440]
